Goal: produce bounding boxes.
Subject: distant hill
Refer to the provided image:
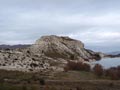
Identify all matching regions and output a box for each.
[106,51,120,58]
[107,51,120,55]
[0,45,31,49]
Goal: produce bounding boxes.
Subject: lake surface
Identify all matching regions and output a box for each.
[92,57,120,69]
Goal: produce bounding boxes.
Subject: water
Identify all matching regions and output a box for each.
[92,57,120,69]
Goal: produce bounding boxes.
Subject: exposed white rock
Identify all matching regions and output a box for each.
[0,35,102,72]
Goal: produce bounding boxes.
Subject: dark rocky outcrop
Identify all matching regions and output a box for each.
[107,51,120,58]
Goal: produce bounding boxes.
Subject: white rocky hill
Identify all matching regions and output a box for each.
[0,35,104,72]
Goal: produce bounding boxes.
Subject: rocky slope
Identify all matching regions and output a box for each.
[0,35,104,72]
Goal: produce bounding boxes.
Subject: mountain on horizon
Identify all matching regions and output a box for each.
[0,45,31,49]
[107,51,120,55]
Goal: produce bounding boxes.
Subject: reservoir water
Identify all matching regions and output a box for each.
[92,57,120,69]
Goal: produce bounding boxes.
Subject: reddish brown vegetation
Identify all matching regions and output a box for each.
[105,66,120,80]
[64,60,120,80]
[93,64,120,80]
[93,64,104,77]
[64,61,90,72]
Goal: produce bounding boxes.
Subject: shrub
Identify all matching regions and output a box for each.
[105,67,120,80]
[64,61,90,72]
[63,66,69,72]
[107,68,119,80]
[83,63,91,71]
[93,64,104,77]
[39,78,45,85]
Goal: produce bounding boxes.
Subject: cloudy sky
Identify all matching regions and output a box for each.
[0,0,120,52]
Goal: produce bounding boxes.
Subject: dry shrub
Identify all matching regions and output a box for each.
[93,64,104,77]
[64,61,90,72]
[105,66,120,80]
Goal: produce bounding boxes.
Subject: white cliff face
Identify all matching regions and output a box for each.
[30,35,100,60]
[0,35,102,72]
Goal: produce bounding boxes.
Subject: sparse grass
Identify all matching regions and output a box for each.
[52,71,106,80]
[0,69,120,90]
[0,70,31,81]
[0,69,49,81]
[0,83,41,90]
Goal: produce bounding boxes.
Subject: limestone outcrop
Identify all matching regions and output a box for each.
[0,35,103,72]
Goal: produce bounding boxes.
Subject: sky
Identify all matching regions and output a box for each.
[0,0,120,52]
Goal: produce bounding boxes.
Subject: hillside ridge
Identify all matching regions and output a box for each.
[0,35,104,72]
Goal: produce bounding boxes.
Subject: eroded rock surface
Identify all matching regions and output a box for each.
[0,35,103,72]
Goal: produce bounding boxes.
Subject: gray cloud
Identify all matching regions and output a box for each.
[0,0,120,52]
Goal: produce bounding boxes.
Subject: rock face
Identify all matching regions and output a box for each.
[0,35,102,72]
[30,35,101,60]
